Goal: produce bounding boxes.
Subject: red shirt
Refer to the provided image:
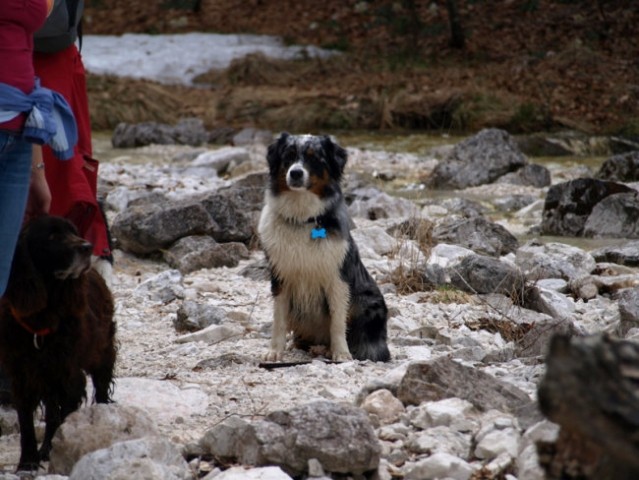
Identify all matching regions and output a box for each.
[0,0,48,131]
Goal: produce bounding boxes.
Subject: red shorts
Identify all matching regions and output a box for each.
[33,45,111,258]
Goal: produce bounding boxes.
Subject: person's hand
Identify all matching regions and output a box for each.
[24,146,51,223]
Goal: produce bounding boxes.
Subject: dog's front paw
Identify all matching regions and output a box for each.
[16,460,40,473]
[332,350,353,362]
[264,350,284,362]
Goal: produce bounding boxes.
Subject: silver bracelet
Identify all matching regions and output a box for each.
[32,162,45,171]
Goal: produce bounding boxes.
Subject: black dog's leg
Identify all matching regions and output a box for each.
[60,372,86,420]
[16,402,40,471]
[91,339,116,404]
[91,364,114,404]
[39,397,62,461]
[40,372,85,461]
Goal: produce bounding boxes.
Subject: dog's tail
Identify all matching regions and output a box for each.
[347,305,391,362]
[349,336,391,362]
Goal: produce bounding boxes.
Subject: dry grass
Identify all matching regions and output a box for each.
[425,286,472,305]
[87,75,219,130]
[388,217,440,295]
[465,316,533,343]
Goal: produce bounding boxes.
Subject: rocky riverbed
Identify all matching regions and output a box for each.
[1,128,638,479]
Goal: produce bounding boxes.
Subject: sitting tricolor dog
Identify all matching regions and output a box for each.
[258,133,390,362]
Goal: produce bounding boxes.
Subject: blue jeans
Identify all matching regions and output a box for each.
[0,132,32,296]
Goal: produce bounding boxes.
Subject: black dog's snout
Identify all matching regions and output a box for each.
[77,242,93,254]
[289,169,304,180]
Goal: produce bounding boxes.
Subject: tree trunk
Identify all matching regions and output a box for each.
[445,0,465,49]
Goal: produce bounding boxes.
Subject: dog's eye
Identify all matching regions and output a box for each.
[283,150,296,164]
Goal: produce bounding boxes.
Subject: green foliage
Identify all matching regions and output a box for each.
[520,0,540,12]
[162,0,199,10]
[321,37,351,52]
[382,51,431,72]
[612,118,639,137]
[449,94,507,132]
[368,0,429,60]
[508,102,553,133]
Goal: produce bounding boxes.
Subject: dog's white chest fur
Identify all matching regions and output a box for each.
[258,192,349,336]
[259,202,349,291]
[258,201,350,348]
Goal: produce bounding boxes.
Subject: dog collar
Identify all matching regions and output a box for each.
[308,216,327,239]
[9,306,53,349]
[283,215,328,239]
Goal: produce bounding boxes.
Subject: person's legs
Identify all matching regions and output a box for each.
[0,133,32,297]
[0,133,31,406]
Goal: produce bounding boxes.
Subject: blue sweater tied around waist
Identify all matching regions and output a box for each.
[0,79,78,160]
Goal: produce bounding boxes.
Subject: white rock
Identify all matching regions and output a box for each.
[409,397,476,430]
[49,404,159,475]
[352,225,397,257]
[192,147,250,173]
[517,420,560,480]
[427,243,474,269]
[403,452,473,480]
[210,466,293,480]
[360,389,405,424]
[69,436,189,480]
[407,426,471,458]
[175,323,244,345]
[113,377,209,424]
[474,411,521,460]
[134,269,185,302]
[475,427,520,460]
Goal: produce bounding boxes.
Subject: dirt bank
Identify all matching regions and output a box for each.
[84,1,639,136]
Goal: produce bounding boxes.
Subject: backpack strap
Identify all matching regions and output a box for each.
[77,17,83,52]
[65,0,82,51]
[33,0,84,53]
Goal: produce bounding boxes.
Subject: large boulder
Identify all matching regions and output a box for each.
[432,216,519,257]
[496,163,551,188]
[595,151,639,182]
[69,437,189,480]
[164,235,249,273]
[540,178,633,237]
[112,201,215,255]
[590,241,639,267]
[448,254,526,297]
[397,357,538,427]
[515,240,596,281]
[428,129,527,189]
[111,117,209,148]
[199,401,381,476]
[583,192,639,238]
[49,404,159,475]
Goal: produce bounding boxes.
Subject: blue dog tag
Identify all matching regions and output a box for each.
[311,227,327,239]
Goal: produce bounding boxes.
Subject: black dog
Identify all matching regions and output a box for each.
[0,216,117,471]
[258,133,390,362]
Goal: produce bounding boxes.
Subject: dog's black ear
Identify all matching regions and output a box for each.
[4,240,47,317]
[321,135,347,178]
[266,132,291,174]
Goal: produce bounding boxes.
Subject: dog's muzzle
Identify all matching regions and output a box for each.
[55,241,93,279]
[287,165,308,190]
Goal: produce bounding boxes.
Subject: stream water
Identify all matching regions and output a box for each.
[93,130,624,251]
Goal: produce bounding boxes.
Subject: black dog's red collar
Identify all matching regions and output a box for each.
[9,306,53,349]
